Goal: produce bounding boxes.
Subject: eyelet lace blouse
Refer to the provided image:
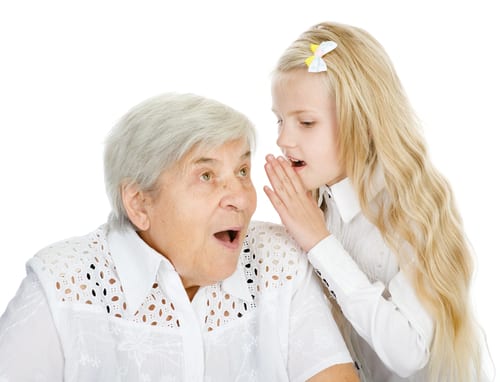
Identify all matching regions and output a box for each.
[0,220,352,381]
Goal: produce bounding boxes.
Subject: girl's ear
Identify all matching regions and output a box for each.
[121,183,151,231]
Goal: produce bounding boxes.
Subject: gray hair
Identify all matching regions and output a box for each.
[104,92,256,230]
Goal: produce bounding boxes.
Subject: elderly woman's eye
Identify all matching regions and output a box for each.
[239,167,250,177]
[200,172,212,181]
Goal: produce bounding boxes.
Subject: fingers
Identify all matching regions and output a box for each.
[264,155,289,200]
[263,185,286,216]
[264,154,305,198]
[278,156,305,194]
[265,154,292,195]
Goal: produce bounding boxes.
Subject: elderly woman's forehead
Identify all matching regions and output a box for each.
[185,139,250,159]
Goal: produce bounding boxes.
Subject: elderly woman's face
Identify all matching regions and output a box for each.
[139,138,257,295]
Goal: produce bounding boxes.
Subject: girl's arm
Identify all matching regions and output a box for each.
[308,235,434,377]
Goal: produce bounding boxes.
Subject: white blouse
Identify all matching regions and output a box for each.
[309,178,434,382]
[309,178,494,381]
[0,221,352,381]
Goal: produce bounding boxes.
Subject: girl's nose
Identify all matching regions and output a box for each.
[276,124,294,149]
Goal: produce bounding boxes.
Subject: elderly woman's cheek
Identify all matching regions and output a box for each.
[245,183,257,218]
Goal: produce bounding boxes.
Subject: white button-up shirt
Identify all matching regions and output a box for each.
[310,178,494,382]
[308,176,494,382]
[310,178,434,382]
[0,220,352,381]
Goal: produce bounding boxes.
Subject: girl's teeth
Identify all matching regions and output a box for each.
[292,160,305,167]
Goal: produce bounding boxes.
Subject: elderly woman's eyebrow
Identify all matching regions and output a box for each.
[192,151,252,165]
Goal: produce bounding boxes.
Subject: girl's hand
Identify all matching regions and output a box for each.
[264,154,330,252]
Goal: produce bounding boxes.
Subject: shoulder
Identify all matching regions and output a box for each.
[246,220,303,253]
[26,225,116,306]
[242,221,308,289]
[246,220,305,263]
[29,225,109,270]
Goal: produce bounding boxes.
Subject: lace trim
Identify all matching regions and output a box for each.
[38,223,300,331]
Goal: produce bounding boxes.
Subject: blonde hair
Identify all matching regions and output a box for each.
[273,21,482,381]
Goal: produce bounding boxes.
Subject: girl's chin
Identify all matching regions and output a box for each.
[295,172,325,191]
[303,181,321,192]
[298,175,319,189]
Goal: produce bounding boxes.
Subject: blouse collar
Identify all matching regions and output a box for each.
[318,168,385,223]
[107,225,252,313]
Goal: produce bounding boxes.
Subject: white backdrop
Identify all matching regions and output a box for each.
[1,0,498,372]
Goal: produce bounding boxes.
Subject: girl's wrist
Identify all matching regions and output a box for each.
[305,230,331,252]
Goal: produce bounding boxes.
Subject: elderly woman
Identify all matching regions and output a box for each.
[0,93,358,381]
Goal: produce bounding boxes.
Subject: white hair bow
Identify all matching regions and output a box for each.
[305,41,337,73]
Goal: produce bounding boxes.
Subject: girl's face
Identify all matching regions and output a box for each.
[271,69,346,190]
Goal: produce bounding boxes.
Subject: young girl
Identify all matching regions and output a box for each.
[264,21,493,382]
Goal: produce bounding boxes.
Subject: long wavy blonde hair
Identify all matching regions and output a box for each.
[273,21,482,381]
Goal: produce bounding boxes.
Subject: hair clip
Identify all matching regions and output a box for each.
[305,41,337,72]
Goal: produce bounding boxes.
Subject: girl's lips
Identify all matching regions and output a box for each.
[286,156,306,168]
[291,160,306,168]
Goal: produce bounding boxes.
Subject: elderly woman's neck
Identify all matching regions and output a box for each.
[185,286,200,301]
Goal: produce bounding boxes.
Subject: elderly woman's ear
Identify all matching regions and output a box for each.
[121,183,150,231]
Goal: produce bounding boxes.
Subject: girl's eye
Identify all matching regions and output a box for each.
[200,172,212,182]
[276,119,283,133]
[301,121,314,127]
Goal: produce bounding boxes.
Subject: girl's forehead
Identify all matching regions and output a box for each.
[272,71,333,110]
[273,69,330,92]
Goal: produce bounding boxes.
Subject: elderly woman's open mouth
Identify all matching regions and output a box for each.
[213,228,242,249]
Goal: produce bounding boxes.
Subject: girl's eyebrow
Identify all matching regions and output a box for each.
[272,108,315,116]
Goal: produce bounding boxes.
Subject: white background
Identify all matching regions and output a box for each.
[1,0,498,372]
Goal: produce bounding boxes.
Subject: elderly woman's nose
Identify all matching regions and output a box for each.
[220,178,251,210]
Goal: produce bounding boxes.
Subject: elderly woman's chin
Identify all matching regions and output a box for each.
[211,223,249,273]
[161,220,252,297]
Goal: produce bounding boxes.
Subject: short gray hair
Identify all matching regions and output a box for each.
[104,92,256,230]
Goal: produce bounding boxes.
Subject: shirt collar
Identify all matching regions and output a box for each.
[107,226,166,313]
[319,167,385,223]
[107,225,253,311]
[221,259,253,302]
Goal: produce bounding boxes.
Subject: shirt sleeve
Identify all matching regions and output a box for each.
[287,255,353,382]
[308,234,434,378]
[0,271,64,381]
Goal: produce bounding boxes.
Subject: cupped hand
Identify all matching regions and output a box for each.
[263,154,330,252]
